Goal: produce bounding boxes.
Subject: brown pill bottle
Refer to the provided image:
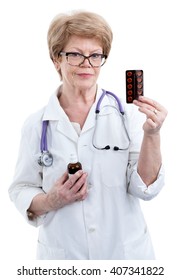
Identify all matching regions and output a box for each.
[67,154,82,176]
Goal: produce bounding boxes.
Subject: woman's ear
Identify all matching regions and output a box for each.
[53,59,61,71]
[52,59,62,80]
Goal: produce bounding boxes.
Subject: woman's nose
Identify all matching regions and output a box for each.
[80,57,92,67]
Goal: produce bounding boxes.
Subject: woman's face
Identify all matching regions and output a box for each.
[57,35,104,91]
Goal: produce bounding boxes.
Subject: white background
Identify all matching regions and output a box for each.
[0,0,179,277]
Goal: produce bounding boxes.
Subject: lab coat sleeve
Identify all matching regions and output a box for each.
[125,104,165,200]
[8,115,46,227]
[127,160,165,200]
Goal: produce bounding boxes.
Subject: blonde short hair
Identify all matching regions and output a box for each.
[47,11,113,61]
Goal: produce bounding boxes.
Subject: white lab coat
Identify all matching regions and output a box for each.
[9,86,165,260]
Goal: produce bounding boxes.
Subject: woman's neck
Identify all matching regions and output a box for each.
[58,85,97,128]
[59,85,97,107]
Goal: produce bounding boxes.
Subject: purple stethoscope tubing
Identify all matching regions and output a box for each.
[41,120,49,152]
[95,89,124,115]
[39,89,128,165]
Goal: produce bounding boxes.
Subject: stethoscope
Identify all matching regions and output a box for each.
[38,89,130,167]
[38,120,53,167]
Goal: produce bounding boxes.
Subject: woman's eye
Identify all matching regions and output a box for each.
[70,53,81,57]
[92,54,99,58]
[91,54,101,59]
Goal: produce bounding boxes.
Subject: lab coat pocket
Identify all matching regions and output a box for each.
[124,229,155,260]
[36,240,66,260]
[100,152,128,188]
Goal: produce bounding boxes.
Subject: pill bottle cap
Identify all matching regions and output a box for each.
[69,153,78,163]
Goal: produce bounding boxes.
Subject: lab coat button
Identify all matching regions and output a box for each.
[88,183,93,189]
[89,227,96,233]
[144,188,149,194]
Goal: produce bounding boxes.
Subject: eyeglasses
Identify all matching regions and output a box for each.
[59,52,107,67]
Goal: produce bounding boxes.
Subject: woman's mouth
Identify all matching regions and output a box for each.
[77,73,93,78]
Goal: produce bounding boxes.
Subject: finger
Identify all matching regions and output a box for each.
[136,96,161,108]
[75,183,88,201]
[138,106,158,118]
[70,173,88,194]
[139,104,167,126]
[146,117,159,129]
[139,107,164,129]
[133,96,165,112]
[134,99,168,123]
[64,170,85,189]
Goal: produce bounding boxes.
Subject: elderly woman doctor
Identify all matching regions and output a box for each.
[9,11,167,260]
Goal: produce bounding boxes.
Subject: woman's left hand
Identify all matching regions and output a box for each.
[133,96,168,136]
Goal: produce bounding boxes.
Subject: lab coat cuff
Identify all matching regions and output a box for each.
[15,186,46,227]
[128,164,165,200]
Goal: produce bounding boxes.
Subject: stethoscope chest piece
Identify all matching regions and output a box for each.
[38,151,53,167]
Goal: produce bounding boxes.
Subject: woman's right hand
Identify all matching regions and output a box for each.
[27,170,88,220]
[46,170,88,211]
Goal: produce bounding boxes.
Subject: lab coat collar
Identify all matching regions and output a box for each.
[81,87,103,134]
[42,86,111,141]
[42,87,65,121]
[42,87,78,142]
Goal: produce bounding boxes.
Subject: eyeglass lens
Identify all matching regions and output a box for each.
[67,53,106,67]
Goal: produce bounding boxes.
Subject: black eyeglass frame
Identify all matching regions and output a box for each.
[59,51,107,67]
